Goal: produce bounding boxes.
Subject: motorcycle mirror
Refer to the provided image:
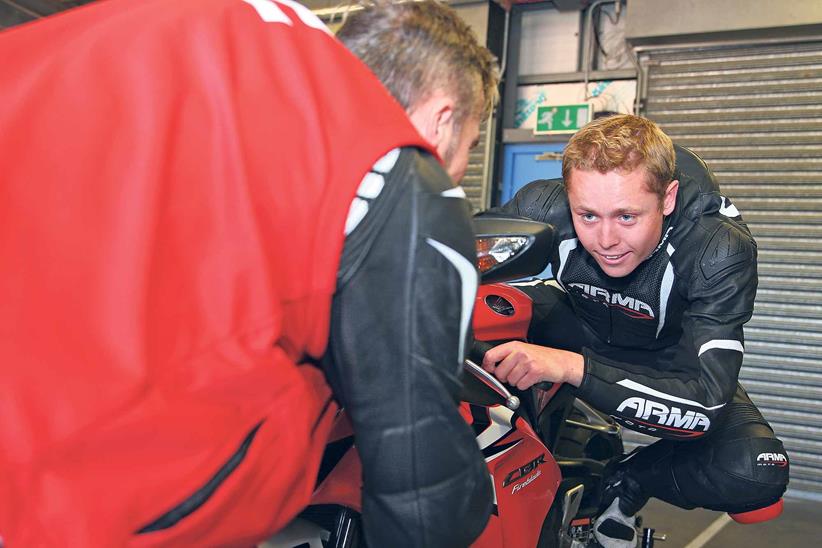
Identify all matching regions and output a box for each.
[473,216,554,283]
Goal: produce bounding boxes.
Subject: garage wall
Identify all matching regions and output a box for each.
[626,0,822,46]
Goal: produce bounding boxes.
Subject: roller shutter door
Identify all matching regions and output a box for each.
[624,41,822,497]
[464,121,493,211]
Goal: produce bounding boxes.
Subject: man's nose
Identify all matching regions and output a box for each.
[599,222,619,248]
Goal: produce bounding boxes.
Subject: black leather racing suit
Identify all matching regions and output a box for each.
[493,146,789,514]
[322,148,493,547]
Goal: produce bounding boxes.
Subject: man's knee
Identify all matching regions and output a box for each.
[698,434,789,513]
[683,389,791,513]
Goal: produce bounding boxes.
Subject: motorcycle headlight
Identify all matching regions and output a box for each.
[476,236,529,273]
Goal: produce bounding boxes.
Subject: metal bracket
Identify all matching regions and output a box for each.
[535,151,564,161]
[558,484,585,548]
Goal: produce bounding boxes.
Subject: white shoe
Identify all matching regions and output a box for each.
[593,497,637,548]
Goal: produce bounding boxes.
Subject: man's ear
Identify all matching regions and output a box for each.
[407,92,455,155]
[663,179,679,215]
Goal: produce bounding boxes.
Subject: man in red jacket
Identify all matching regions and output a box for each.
[0,0,493,546]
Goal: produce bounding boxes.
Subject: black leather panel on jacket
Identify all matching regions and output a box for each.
[324,148,493,548]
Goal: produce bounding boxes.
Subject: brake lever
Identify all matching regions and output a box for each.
[463,358,520,411]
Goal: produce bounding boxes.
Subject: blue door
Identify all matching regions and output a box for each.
[499,142,566,206]
[497,142,566,280]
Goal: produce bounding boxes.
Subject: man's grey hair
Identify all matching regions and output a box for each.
[337,0,499,127]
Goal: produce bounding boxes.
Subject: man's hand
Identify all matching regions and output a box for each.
[481,342,584,389]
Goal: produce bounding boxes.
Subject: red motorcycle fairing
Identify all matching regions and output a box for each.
[466,403,561,548]
[474,284,533,342]
[312,400,563,548]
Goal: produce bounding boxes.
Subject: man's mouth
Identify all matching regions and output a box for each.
[598,252,628,264]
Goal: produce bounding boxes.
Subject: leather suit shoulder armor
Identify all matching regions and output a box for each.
[699,220,757,284]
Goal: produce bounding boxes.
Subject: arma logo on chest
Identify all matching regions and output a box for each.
[568,283,655,320]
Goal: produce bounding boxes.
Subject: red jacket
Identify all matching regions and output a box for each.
[0,0,426,545]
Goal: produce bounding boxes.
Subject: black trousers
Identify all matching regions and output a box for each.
[520,282,790,515]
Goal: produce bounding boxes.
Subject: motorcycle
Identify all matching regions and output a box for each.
[265,216,781,548]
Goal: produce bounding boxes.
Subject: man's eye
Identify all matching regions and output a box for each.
[619,214,636,222]
[581,213,596,222]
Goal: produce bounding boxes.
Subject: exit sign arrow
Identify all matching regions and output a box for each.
[535,103,592,135]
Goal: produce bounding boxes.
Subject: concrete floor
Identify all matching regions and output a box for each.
[637,496,822,547]
[264,494,822,547]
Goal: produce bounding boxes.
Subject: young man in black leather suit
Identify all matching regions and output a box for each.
[483,114,789,548]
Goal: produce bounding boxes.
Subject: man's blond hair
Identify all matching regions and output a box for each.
[562,114,675,202]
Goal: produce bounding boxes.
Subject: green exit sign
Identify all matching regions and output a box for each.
[534,103,592,134]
